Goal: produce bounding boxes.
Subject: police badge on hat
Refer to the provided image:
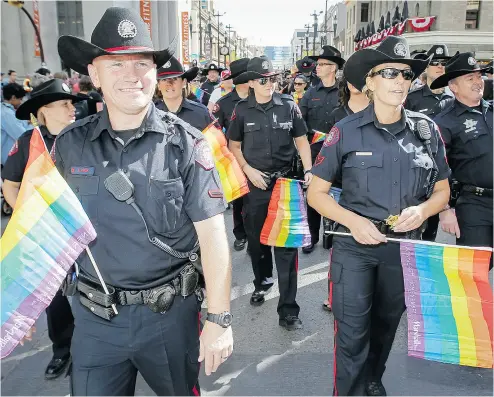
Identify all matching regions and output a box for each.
[468,57,477,66]
[394,42,407,57]
[261,61,269,70]
[163,60,171,68]
[436,47,444,55]
[118,20,137,38]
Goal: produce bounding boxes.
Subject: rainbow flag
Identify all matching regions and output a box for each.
[260,178,311,248]
[311,130,326,144]
[190,85,206,102]
[0,125,96,359]
[400,241,493,368]
[202,122,249,202]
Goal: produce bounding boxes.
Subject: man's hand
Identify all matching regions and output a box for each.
[303,171,313,186]
[393,206,427,233]
[347,215,387,245]
[439,208,460,238]
[199,321,233,376]
[244,165,269,190]
[19,326,36,346]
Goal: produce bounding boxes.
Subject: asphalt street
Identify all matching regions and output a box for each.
[1,209,492,396]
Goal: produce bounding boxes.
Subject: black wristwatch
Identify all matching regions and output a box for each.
[304,169,312,175]
[206,311,233,328]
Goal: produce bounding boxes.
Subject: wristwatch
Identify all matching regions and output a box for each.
[206,311,233,328]
[304,168,312,175]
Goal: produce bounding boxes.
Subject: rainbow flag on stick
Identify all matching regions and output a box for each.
[311,130,326,144]
[400,241,493,368]
[190,85,207,102]
[0,124,97,359]
[260,178,311,248]
[202,122,249,203]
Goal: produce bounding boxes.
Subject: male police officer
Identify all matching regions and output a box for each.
[212,58,250,251]
[299,46,345,253]
[228,56,312,330]
[55,7,233,395]
[200,63,223,107]
[432,53,493,263]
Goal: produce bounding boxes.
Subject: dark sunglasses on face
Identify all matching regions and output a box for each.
[429,60,447,67]
[258,76,278,85]
[294,82,306,86]
[368,68,415,81]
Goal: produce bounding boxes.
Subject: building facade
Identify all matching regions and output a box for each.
[290,29,321,64]
[344,0,493,59]
[2,0,180,77]
[264,46,291,70]
[323,1,347,57]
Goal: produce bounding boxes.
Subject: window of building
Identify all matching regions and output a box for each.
[465,0,481,29]
[57,1,84,37]
[415,3,420,16]
[361,3,369,22]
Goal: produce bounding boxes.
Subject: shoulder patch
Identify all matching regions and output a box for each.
[314,153,325,167]
[323,126,340,147]
[194,139,215,170]
[8,141,18,156]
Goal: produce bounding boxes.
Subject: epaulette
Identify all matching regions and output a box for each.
[57,113,99,139]
[162,111,203,141]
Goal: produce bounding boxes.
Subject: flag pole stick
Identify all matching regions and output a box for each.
[85,247,119,314]
[328,231,493,252]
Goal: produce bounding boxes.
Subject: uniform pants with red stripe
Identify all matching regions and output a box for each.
[329,234,405,396]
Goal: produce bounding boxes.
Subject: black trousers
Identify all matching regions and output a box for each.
[422,213,439,242]
[307,142,324,245]
[243,181,300,318]
[70,294,201,396]
[456,192,493,268]
[232,196,246,240]
[46,290,74,359]
[329,235,406,396]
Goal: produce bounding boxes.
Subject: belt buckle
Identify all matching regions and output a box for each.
[475,187,484,196]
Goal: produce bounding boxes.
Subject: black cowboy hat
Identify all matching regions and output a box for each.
[224,58,250,82]
[16,78,87,120]
[157,56,198,82]
[201,63,224,76]
[343,36,431,91]
[311,45,345,68]
[426,44,451,60]
[411,49,428,60]
[430,52,489,89]
[296,56,315,73]
[58,7,173,76]
[236,56,282,82]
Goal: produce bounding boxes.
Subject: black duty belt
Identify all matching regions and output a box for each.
[462,184,493,197]
[77,264,201,320]
[336,218,420,239]
[262,168,292,185]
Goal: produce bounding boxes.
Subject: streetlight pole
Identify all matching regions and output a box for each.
[304,24,310,57]
[4,0,45,64]
[213,10,225,65]
[310,10,323,55]
[225,24,233,63]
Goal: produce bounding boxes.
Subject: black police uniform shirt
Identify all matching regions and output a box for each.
[299,80,339,157]
[312,104,450,221]
[212,89,242,131]
[405,84,454,118]
[75,91,103,121]
[155,98,212,132]
[200,80,219,106]
[53,104,227,290]
[3,125,56,182]
[434,99,493,189]
[227,92,308,174]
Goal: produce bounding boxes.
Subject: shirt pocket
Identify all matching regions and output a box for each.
[457,127,490,157]
[409,153,433,199]
[243,122,264,150]
[66,175,100,226]
[343,152,383,194]
[273,120,294,151]
[146,177,186,236]
[307,100,322,120]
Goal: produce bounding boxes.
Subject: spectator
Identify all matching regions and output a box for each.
[1,83,32,165]
[35,66,52,77]
[74,75,103,119]
[53,71,69,85]
[7,70,17,84]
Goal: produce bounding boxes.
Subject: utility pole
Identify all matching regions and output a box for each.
[213,10,226,65]
[225,24,233,63]
[310,10,323,55]
[299,37,305,58]
[304,24,310,57]
[323,0,328,46]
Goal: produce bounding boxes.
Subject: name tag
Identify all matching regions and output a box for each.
[70,166,95,176]
[356,152,373,156]
[246,123,255,126]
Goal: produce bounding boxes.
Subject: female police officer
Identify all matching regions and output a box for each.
[307,36,450,396]
[2,78,86,380]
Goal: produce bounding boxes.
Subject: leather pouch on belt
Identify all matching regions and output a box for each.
[79,295,117,321]
[180,265,199,297]
[77,277,116,307]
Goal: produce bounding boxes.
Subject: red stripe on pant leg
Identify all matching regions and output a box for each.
[192,386,200,396]
[333,319,338,397]
[194,311,202,396]
[328,248,333,301]
[295,252,299,273]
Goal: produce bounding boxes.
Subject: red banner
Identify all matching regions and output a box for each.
[33,0,41,57]
[181,12,190,64]
[408,16,436,32]
[355,20,407,51]
[140,0,152,37]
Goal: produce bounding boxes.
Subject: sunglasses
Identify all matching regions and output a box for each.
[257,76,278,85]
[368,68,415,81]
[294,82,306,86]
[429,60,447,67]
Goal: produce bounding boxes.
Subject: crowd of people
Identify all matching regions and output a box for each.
[1,5,493,397]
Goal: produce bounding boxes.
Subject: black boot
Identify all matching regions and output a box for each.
[45,355,71,380]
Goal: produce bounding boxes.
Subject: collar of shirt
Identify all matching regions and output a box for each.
[315,80,337,92]
[161,98,191,114]
[230,89,241,102]
[2,102,15,111]
[358,103,409,134]
[454,98,490,117]
[247,92,283,110]
[90,103,168,141]
[40,125,56,141]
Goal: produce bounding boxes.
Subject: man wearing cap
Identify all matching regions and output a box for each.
[53,7,233,395]
[200,63,223,107]
[155,56,212,131]
[299,46,345,254]
[208,69,234,112]
[212,58,250,252]
[432,53,493,265]
[228,56,312,330]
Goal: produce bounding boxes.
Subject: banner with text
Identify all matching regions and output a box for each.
[140,0,152,37]
[181,11,190,64]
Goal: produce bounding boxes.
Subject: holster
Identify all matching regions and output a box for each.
[61,271,78,297]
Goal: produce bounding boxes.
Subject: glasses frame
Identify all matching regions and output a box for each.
[368,67,415,81]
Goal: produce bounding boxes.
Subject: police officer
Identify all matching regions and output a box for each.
[292,56,318,91]
[2,78,86,379]
[307,37,450,396]
[228,56,312,330]
[55,8,233,395]
[299,46,345,253]
[431,53,493,264]
[212,58,250,251]
[155,56,212,131]
[200,63,223,107]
